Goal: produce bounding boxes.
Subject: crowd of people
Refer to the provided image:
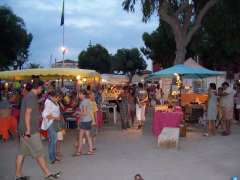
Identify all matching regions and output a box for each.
[7,78,151,180]
[0,79,103,180]
[0,77,240,179]
[0,78,150,180]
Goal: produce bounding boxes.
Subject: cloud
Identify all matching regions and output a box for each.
[114,19,136,27]
[14,0,58,12]
[1,0,158,70]
[66,18,101,29]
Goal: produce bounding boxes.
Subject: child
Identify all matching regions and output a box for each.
[134,174,144,180]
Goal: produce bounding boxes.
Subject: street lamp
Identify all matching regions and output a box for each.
[60,46,68,67]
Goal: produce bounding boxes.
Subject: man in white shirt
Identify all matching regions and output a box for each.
[221,82,235,136]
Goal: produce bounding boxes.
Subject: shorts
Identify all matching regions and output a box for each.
[136,104,146,121]
[80,121,92,130]
[222,107,233,120]
[18,133,45,158]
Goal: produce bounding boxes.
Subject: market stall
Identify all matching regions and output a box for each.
[99,74,129,125]
[0,68,103,138]
[0,68,101,81]
[147,64,225,135]
[101,74,129,101]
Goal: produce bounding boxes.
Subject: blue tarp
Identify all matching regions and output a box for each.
[147,64,225,79]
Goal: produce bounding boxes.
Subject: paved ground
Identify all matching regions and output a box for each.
[1,111,240,180]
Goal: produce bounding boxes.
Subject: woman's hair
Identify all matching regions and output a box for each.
[79,89,88,96]
[31,79,44,89]
[138,83,143,88]
[222,82,229,87]
[123,86,128,91]
[209,83,216,90]
[134,174,144,180]
[87,85,91,91]
[49,89,63,98]
[25,83,32,92]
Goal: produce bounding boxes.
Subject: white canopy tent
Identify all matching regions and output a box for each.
[101,74,129,85]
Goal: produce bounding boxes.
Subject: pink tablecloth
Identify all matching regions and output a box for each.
[152,111,183,136]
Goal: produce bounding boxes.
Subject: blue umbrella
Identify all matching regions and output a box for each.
[147,64,224,79]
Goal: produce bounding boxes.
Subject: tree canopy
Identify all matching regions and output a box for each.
[123,0,219,64]
[78,44,147,75]
[193,0,240,73]
[141,22,175,68]
[28,63,42,69]
[141,0,240,74]
[0,6,32,70]
[111,48,147,76]
[78,44,112,74]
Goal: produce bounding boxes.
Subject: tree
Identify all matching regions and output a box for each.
[191,0,240,73]
[0,6,33,70]
[122,0,219,64]
[141,22,175,68]
[111,48,147,77]
[78,44,111,73]
[28,63,42,69]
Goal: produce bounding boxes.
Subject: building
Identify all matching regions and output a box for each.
[52,60,78,68]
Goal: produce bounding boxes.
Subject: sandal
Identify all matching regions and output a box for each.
[203,133,209,137]
[55,157,61,161]
[56,152,62,158]
[73,151,82,157]
[222,131,230,136]
[45,171,61,179]
[85,151,95,155]
[16,176,30,180]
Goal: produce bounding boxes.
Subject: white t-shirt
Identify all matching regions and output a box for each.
[41,99,60,130]
[221,87,234,108]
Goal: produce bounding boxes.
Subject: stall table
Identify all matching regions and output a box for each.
[181,93,208,106]
[102,104,117,124]
[152,111,183,136]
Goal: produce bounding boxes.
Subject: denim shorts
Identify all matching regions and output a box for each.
[80,121,92,130]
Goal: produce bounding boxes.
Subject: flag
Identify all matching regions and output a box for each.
[60,0,64,26]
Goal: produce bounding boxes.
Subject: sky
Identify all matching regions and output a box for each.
[1,0,158,70]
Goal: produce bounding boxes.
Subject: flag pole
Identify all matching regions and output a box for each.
[60,0,65,67]
[62,22,65,66]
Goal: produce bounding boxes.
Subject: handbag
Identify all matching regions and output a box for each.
[41,118,53,130]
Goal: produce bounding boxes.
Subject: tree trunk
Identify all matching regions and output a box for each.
[174,34,187,64]
[174,46,187,65]
[158,0,219,65]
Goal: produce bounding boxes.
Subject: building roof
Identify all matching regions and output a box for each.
[184,58,202,67]
[56,60,78,64]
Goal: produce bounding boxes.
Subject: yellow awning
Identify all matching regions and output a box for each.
[0,68,101,81]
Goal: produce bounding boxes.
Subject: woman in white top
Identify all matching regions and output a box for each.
[205,83,218,136]
[42,90,63,164]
